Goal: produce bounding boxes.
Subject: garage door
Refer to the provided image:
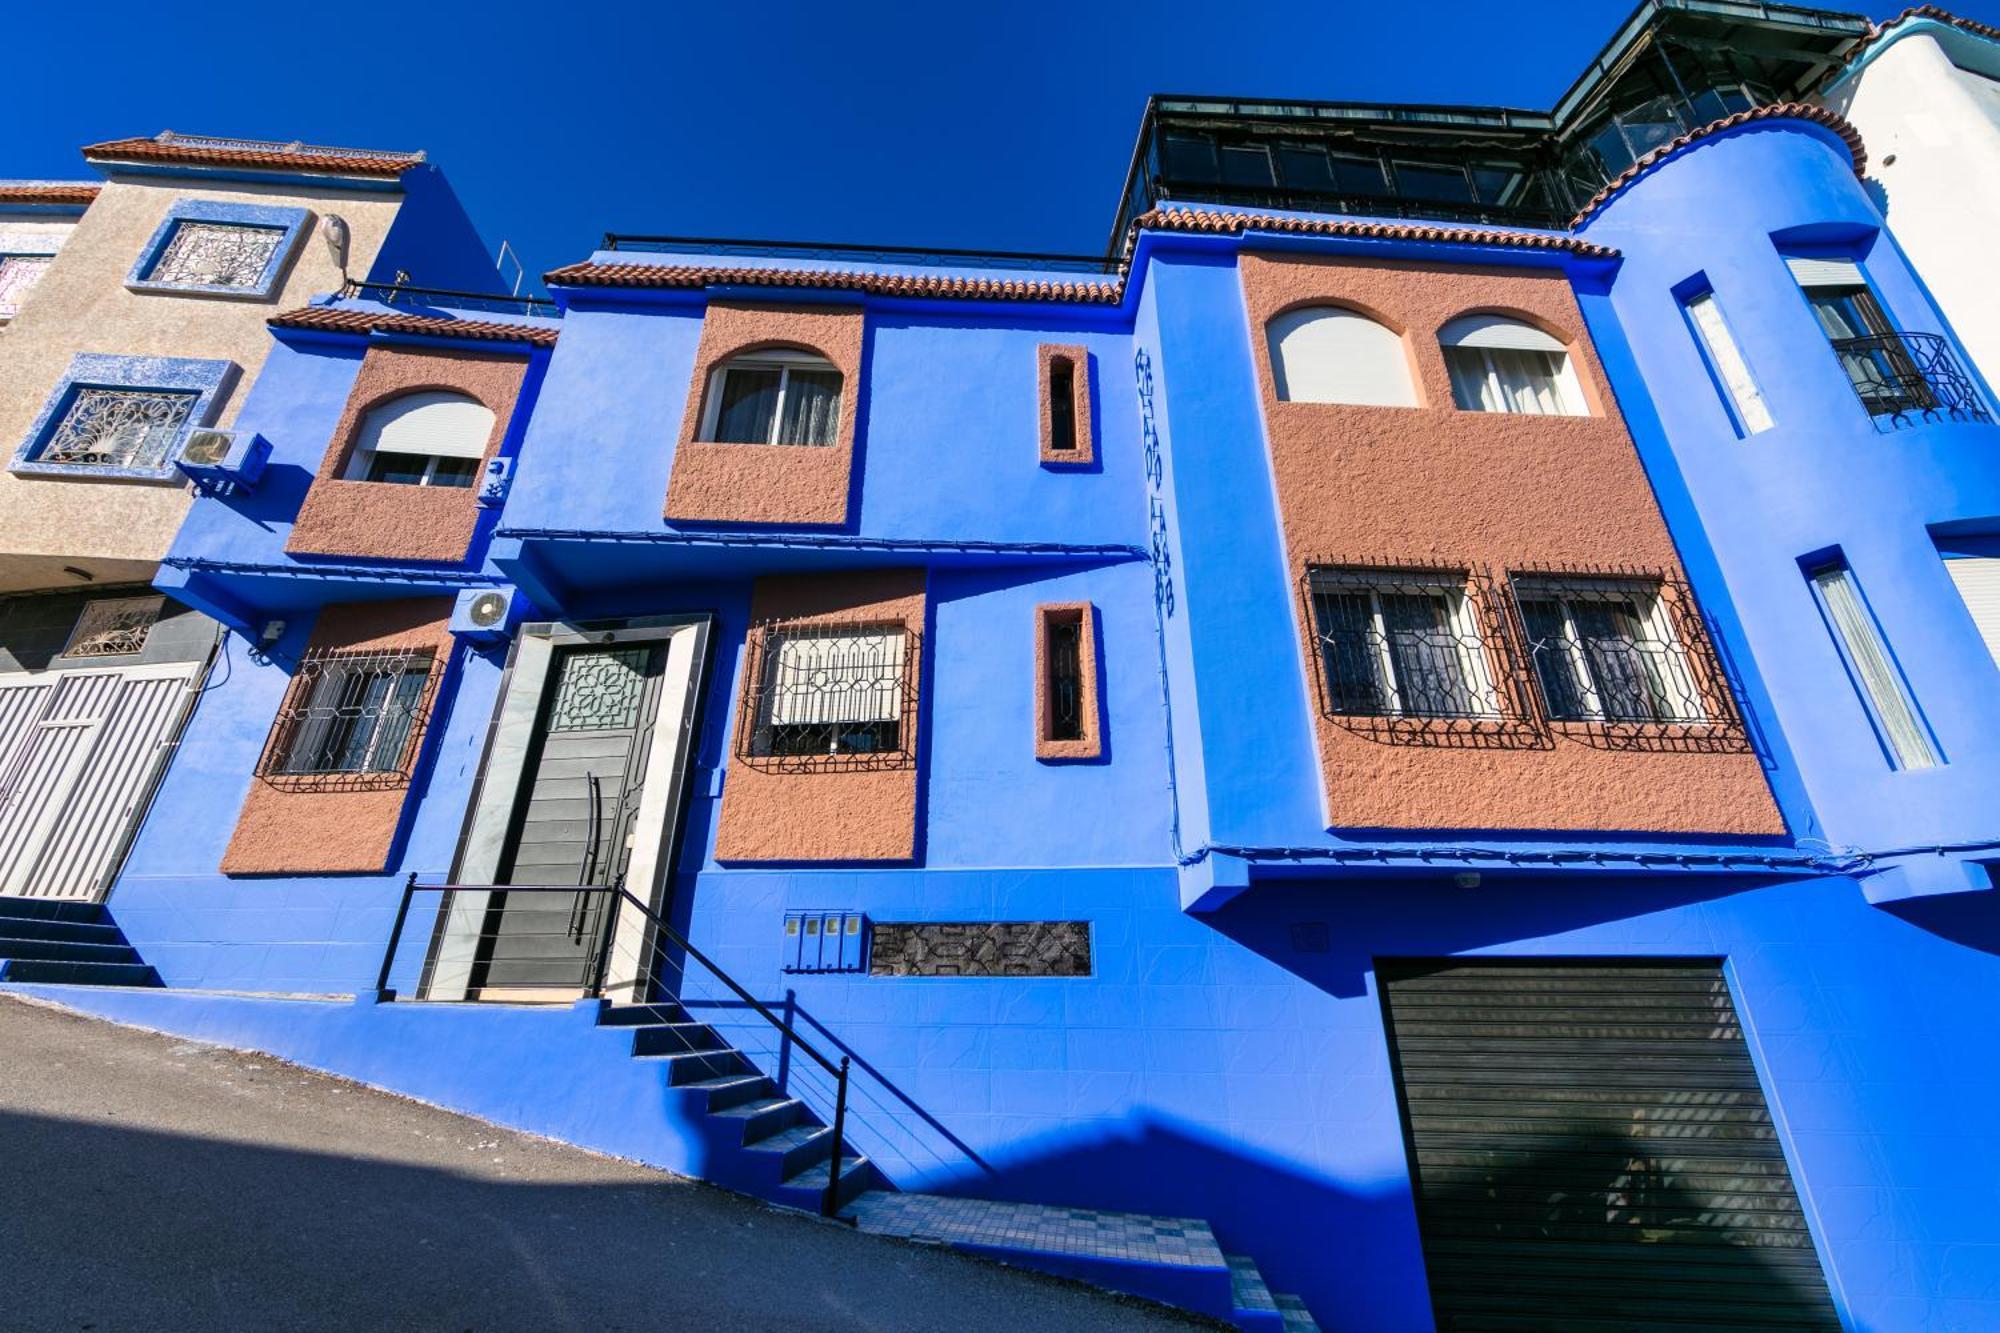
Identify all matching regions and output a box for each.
[1380,960,1838,1331]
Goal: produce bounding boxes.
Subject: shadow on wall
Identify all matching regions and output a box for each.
[1881,886,2000,956]
[0,1110,1181,1333]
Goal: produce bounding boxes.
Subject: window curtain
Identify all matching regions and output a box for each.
[1380,592,1477,717]
[1445,347,1568,416]
[1814,569,1937,769]
[1573,599,1670,722]
[776,369,842,446]
[767,630,904,726]
[1314,590,1392,714]
[713,366,782,443]
[1518,597,1588,719]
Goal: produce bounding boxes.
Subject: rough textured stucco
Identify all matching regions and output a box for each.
[1240,252,1784,835]
[714,569,925,863]
[221,598,452,875]
[1037,344,1094,466]
[663,302,863,527]
[1035,602,1103,761]
[286,345,526,563]
[0,175,402,591]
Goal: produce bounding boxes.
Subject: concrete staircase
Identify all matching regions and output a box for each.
[601,1001,1319,1331]
[0,898,159,987]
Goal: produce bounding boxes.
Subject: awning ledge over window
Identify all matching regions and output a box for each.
[1438,314,1567,353]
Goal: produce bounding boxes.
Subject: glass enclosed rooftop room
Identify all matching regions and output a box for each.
[1106,0,1871,250]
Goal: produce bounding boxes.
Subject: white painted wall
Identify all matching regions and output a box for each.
[1820,26,2000,383]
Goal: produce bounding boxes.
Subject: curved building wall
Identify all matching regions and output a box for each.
[1577,119,2000,894]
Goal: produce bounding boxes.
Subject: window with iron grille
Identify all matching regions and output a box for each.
[257,647,437,787]
[38,387,197,470]
[736,619,919,771]
[1302,562,1542,748]
[0,255,53,319]
[61,595,164,658]
[1045,613,1084,742]
[145,220,285,290]
[1509,568,1748,752]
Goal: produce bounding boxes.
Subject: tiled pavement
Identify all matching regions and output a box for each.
[848,1192,1229,1267]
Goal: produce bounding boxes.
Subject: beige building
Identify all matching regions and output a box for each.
[0,132,498,904]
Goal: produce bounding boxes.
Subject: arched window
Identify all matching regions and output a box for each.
[1439,315,1587,417]
[1268,306,1417,407]
[700,349,842,446]
[344,390,495,487]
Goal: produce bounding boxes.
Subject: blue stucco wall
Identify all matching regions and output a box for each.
[1578,122,2000,875]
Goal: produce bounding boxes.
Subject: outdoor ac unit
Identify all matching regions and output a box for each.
[175,428,270,493]
[476,456,512,508]
[450,587,526,641]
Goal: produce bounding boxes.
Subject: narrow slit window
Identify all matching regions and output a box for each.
[1683,289,1773,434]
[1048,357,1077,454]
[1809,563,1939,770]
[1036,604,1101,759]
[1046,614,1083,741]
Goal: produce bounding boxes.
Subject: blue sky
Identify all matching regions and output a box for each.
[14,0,2000,289]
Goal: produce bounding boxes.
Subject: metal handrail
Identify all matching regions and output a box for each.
[1826,330,1992,429]
[376,875,855,1218]
[335,279,558,317]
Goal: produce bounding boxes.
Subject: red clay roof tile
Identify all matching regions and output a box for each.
[84,136,422,179]
[541,261,1124,304]
[0,183,100,206]
[269,307,557,348]
[1131,207,1621,259]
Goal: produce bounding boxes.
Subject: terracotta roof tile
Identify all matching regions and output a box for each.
[269,307,557,348]
[1130,207,1620,259]
[542,260,1124,304]
[0,183,100,206]
[84,136,422,178]
[1856,6,2000,55]
[1569,104,1866,229]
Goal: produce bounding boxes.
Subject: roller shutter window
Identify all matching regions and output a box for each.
[1268,307,1419,408]
[1380,960,1839,1332]
[1944,556,2000,672]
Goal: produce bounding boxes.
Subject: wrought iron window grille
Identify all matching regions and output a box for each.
[1826,332,1992,430]
[1300,559,1543,749]
[255,646,440,791]
[146,220,285,289]
[38,387,197,469]
[1506,565,1749,754]
[61,595,164,658]
[1046,615,1085,742]
[0,255,53,319]
[736,618,920,773]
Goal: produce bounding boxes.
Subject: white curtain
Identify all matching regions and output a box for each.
[1686,293,1774,433]
[767,629,903,726]
[1813,567,1937,770]
[1446,346,1572,416]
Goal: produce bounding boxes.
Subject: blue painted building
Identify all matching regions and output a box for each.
[8,6,2000,1331]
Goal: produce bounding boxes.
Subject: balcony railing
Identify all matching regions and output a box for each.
[1828,332,1992,429]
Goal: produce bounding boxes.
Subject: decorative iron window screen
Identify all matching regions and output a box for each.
[1301,561,1541,748]
[147,220,284,289]
[0,255,52,318]
[1508,567,1749,753]
[1046,615,1085,742]
[737,619,919,771]
[256,646,439,789]
[61,595,164,658]
[39,387,196,469]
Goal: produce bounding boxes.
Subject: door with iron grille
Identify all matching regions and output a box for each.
[1380,960,1839,1331]
[468,642,668,995]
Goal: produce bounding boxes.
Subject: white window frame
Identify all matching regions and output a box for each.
[1513,577,1703,724]
[1312,571,1501,719]
[343,390,494,487]
[1809,563,1940,771]
[1439,315,1588,417]
[698,349,842,446]
[1683,290,1774,435]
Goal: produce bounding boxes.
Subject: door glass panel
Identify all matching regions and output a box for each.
[547,646,652,732]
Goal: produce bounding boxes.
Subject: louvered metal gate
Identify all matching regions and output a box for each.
[0,664,198,901]
[1380,960,1839,1331]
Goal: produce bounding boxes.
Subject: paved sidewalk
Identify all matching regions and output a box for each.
[0,994,1208,1333]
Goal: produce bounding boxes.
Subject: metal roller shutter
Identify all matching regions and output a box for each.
[1380,960,1838,1332]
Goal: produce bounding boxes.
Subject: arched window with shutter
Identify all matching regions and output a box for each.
[344,390,496,487]
[1268,306,1418,407]
[1439,314,1588,416]
[699,349,843,446]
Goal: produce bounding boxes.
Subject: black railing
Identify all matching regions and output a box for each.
[336,278,558,319]
[600,232,1121,275]
[1828,332,1992,429]
[376,875,855,1218]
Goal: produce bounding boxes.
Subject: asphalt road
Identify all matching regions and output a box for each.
[0,994,1206,1333]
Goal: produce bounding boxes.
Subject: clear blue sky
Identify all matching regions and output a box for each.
[13,0,2000,288]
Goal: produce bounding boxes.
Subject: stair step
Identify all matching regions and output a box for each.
[779,1153,878,1212]
[680,1074,771,1112]
[1228,1255,1280,1315]
[598,1002,688,1027]
[744,1122,833,1175]
[0,918,123,945]
[640,1048,749,1085]
[711,1095,805,1140]
[1275,1294,1319,1331]
[0,898,103,924]
[0,937,139,965]
[0,958,159,987]
[630,1022,721,1057]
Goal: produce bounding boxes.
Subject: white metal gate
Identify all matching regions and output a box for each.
[0,663,198,901]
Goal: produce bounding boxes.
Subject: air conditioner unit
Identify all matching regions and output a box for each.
[450,587,527,641]
[175,428,270,494]
[476,456,512,508]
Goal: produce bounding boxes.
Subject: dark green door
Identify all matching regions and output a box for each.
[471,642,667,994]
[1381,960,1839,1331]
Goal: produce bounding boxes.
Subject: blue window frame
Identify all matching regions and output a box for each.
[126,199,310,299]
[11,353,236,481]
